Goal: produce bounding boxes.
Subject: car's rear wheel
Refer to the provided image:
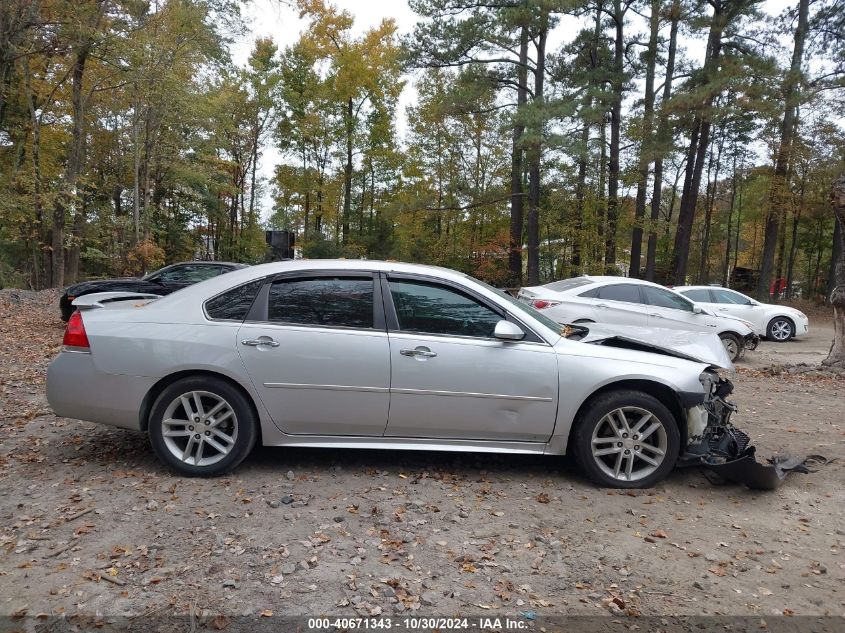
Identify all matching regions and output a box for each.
[718,332,743,362]
[571,390,680,488]
[148,376,257,476]
[767,317,794,342]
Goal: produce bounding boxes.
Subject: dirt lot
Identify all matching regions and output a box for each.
[0,290,843,621]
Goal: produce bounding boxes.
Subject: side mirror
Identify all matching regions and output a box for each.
[494,320,525,341]
[692,304,703,314]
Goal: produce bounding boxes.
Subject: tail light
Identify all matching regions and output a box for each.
[63,311,90,349]
[531,299,561,310]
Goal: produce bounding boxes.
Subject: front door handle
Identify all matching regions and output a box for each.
[649,313,663,318]
[241,338,280,348]
[400,348,437,358]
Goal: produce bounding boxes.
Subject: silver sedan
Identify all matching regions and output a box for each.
[47,260,742,488]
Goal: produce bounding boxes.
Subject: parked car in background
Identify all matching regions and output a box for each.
[59,261,248,321]
[517,276,757,362]
[675,285,809,342]
[48,260,748,488]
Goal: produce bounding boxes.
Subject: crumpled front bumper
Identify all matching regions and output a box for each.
[744,333,760,351]
[677,375,822,489]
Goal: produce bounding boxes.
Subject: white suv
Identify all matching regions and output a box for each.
[518,276,757,362]
[675,285,809,342]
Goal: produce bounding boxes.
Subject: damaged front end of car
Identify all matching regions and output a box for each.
[677,370,821,490]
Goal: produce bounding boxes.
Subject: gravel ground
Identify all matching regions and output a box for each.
[0,289,843,621]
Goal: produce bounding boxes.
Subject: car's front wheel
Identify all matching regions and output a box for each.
[148,376,258,476]
[571,390,680,488]
[767,317,794,342]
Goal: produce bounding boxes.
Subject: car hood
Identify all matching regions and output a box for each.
[568,323,734,369]
[65,277,144,295]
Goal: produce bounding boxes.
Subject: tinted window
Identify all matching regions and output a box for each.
[643,286,694,311]
[390,280,502,338]
[681,288,713,302]
[711,288,750,305]
[205,280,263,321]
[578,287,600,298]
[544,278,592,292]
[598,284,642,303]
[158,264,221,284]
[268,277,374,329]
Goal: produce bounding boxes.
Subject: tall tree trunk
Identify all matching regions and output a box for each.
[342,97,353,243]
[508,24,529,286]
[21,55,46,288]
[526,9,548,285]
[785,179,804,296]
[723,154,738,286]
[828,210,842,301]
[596,114,608,264]
[757,0,809,299]
[824,176,845,368]
[645,0,680,281]
[605,0,625,274]
[629,0,659,279]
[51,43,89,288]
[697,128,723,283]
[670,1,726,285]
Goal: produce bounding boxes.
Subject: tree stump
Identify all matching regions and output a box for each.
[823,175,845,369]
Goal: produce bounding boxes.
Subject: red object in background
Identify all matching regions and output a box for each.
[770,277,787,297]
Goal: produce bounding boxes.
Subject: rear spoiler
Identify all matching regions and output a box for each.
[72,291,162,310]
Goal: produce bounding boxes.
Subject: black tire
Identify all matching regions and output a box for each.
[766,316,794,342]
[718,332,743,362]
[571,390,680,489]
[148,376,258,476]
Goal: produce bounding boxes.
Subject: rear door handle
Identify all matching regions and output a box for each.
[595,303,609,309]
[649,313,663,318]
[241,338,280,347]
[400,348,437,358]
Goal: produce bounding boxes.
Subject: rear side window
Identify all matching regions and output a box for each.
[268,277,374,329]
[578,287,600,298]
[205,280,262,321]
[597,284,642,303]
[681,288,712,302]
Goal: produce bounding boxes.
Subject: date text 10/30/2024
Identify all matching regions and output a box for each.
[307,617,531,630]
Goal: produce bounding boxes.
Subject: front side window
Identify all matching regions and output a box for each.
[205,280,263,321]
[681,288,713,302]
[597,284,642,303]
[643,286,694,311]
[268,277,374,329]
[711,288,751,305]
[389,280,502,338]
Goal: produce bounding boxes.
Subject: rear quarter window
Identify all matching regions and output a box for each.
[205,280,263,321]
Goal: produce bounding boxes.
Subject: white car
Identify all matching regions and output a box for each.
[517,276,757,362]
[675,286,809,342]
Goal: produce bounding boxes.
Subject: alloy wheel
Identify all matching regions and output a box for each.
[590,406,668,483]
[770,319,792,341]
[161,391,238,467]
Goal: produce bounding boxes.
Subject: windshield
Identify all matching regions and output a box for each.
[469,276,566,336]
